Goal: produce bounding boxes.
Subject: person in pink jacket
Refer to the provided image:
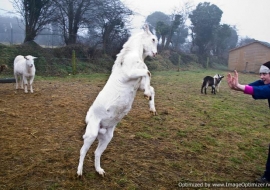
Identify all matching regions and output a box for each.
[227,61,270,182]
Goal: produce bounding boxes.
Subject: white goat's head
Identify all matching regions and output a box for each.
[213,74,224,84]
[142,24,158,58]
[214,74,224,80]
[24,55,37,68]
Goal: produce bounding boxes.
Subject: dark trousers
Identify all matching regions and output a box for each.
[264,144,270,179]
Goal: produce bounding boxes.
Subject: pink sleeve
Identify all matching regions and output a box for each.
[244,85,254,95]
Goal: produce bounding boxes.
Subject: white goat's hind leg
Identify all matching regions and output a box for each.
[77,118,100,176]
[20,75,24,89]
[14,74,19,89]
[149,86,157,115]
[23,76,28,93]
[29,76,35,93]
[95,126,115,176]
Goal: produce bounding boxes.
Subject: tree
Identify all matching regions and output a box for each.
[52,0,95,45]
[212,24,238,58]
[168,1,192,51]
[12,0,55,43]
[237,37,256,47]
[146,11,170,48]
[92,0,132,54]
[189,2,223,56]
[171,25,189,51]
[212,24,231,56]
[226,26,238,50]
[147,12,183,50]
[146,4,190,51]
[155,21,170,48]
[0,15,24,44]
[146,11,170,33]
[164,14,183,49]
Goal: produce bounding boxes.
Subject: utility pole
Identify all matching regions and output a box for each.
[10,23,13,45]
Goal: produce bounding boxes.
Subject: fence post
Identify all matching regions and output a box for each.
[178,55,181,72]
[206,57,209,69]
[72,50,76,75]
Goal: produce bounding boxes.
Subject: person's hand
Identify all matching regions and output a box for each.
[227,70,244,91]
[227,73,234,89]
[227,72,237,89]
[232,70,239,87]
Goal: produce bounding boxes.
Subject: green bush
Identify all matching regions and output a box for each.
[169,52,180,66]
[180,53,198,64]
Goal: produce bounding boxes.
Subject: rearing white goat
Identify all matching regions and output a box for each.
[14,55,37,93]
[77,25,158,176]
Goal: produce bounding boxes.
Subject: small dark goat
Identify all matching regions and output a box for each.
[201,74,224,94]
[0,64,8,73]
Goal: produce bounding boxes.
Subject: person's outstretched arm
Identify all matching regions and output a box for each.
[227,70,254,95]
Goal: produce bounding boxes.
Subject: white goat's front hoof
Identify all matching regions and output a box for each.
[97,168,105,177]
[150,109,157,115]
[24,91,28,93]
[77,168,83,176]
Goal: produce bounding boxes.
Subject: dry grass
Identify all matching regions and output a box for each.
[1,70,270,190]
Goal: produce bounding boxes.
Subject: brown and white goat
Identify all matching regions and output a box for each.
[201,74,224,94]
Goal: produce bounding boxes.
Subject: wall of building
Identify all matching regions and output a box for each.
[228,42,270,73]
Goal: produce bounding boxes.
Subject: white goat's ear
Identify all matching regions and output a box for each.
[33,56,37,59]
[144,24,151,34]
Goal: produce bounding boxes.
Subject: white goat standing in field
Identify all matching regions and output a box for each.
[14,55,37,93]
[77,25,158,177]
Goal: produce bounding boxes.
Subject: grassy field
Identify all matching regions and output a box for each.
[1,69,270,189]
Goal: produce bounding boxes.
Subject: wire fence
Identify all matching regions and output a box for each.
[0,56,114,78]
[0,25,112,77]
[0,31,64,47]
